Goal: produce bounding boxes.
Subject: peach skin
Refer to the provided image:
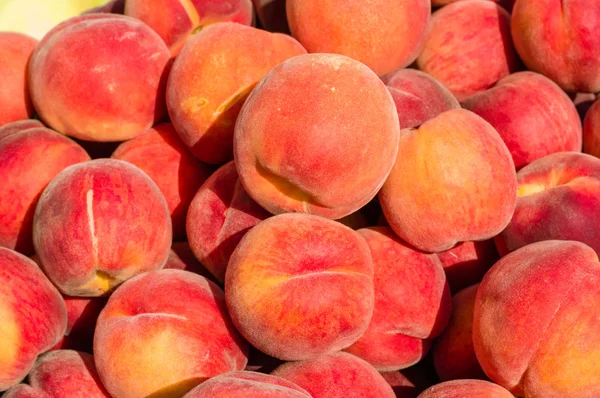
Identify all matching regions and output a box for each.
[417,380,513,398]
[226,213,374,361]
[94,269,249,398]
[234,53,400,219]
[33,159,172,296]
[379,109,517,253]
[0,120,44,141]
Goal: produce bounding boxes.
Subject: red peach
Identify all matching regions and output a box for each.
[0,120,43,141]
[417,380,513,398]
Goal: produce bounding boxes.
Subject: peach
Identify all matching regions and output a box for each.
[495,152,600,256]
[382,69,460,129]
[112,123,212,240]
[164,242,216,282]
[511,0,600,93]
[187,161,270,283]
[462,71,582,170]
[417,380,513,398]
[0,248,67,391]
[432,284,486,382]
[286,0,430,76]
[252,0,289,33]
[473,240,600,396]
[33,159,172,296]
[271,352,396,398]
[3,350,109,397]
[235,53,400,219]
[379,109,517,253]
[436,240,498,294]
[417,1,521,101]
[125,0,253,56]
[28,14,170,142]
[167,22,306,164]
[344,227,451,371]
[94,269,249,398]
[584,99,600,157]
[226,213,374,361]
[0,127,90,254]
[183,371,311,397]
[54,296,106,353]
[0,119,43,140]
[0,33,37,126]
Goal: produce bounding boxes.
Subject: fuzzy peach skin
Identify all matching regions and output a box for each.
[511,0,600,93]
[417,0,520,101]
[187,161,270,283]
[0,33,37,127]
[226,213,374,361]
[112,123,211,240]
[167,23,306,165]
[235,53,400,219]
[271,352,396,398]
[125,0,253,56]
[436,240,498,294]
[0,120,43,140]
[474,240,600,397]
[462,71,582,170]
[94,269,249,398]
[286,0,430,76]
[3,350,109,397]
[0,128,90,254]
[164,242,216,282]
[495,152,600,256]
[53,296,106,353]
[417,380,513,398]
[0,248,67,391]
[382,69,460,130]
[584,100,600,157]
[432,284,486,382]
[32,159,172,296]
[379,109,517,253]
[252,0,289,33]
[28,14,170,142]
[183,371,311,398]
[344,227,452,371]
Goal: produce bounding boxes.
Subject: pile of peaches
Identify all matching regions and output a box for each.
[2,0,600,397]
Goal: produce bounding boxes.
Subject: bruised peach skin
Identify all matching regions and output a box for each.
[0,248,67,391]
[379,109,517,253]
[0,128,90,254]
[94,269,249,398]
[167,23,306,164]
[417,380,513,398]
[3,350,109,397]
[0,33,37,126]
[0,120,43,141]
[183,371,311,397]
[417,1,521,101]
[125,0,253,56]
[186,161,271,283]
[382,69,460,130]
[344,227,451,371]
[226,214,374,361]
[474,241,600,397]
[436,240,498,294]
[286,0,430,76]
[33,159,172,297]
[28,14,171,142]
[112,123,212,240]
[271,352,396,398]
[511,0,600,93]
[584,100,600,157]
[234,53,400,219]
[432,284,487,382]
[495,152,600,256]
[462,71,582,170]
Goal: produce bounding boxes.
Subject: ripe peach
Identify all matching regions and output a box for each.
[167,22,306,164]
[286,0,430,76]
[235,53,400,219]
[226,213,374,361]
[0,120,43,141]
[417,380,513,398]
[33,159,172,296]
[380,109,517,253]
[94,269,249,398]
[112,123,212,240]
